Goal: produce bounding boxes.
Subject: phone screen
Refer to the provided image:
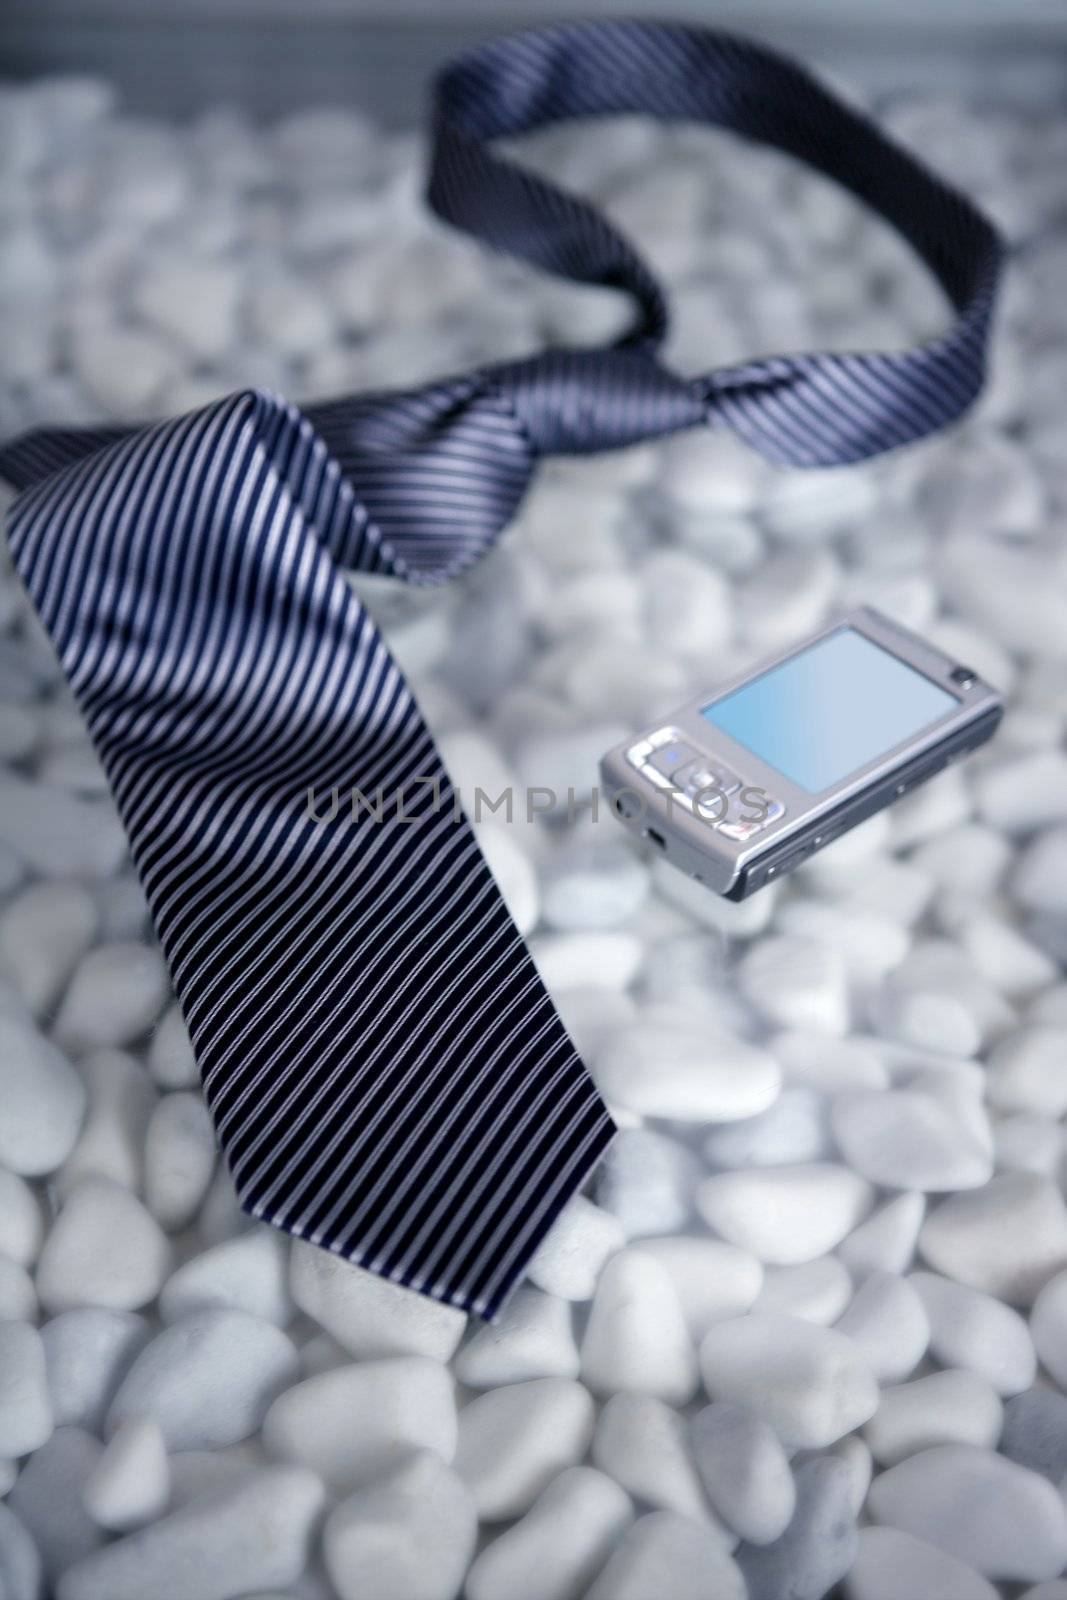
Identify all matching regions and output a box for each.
[700,627,958,793]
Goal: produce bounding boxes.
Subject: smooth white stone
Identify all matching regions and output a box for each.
[0,1502,40,1600]
[55,1465,324,1600]
[526,1195,624,1301]
[699,1313,878,1448]
[0,1012,85,1176]
[838,1193,926,1278]
[774,900,909,986]
[541,841,649,931]
[962,913,1058,999]
[1016,827,1067,915]
[910,824,1011,898]
[147,1005,199,1090]
[739,549,840,648]
[638,1237,763,1338]
[919,1172,1067,1306]
[93,874,149,941]
[0,1167,44,1268]
[661,429,765,514]
[697,1164,872,1265]
[323,1451,477,1600]
[832,1088,993,1191]
[834,1270,929,1383]
[986,1028,1067,1117]
[594,1019,780,1123]
[531,932,642,993]
[1019,1586,1067,1600]
[465,1465,632,1600]
[876,986,983,1058]
[0,1254,36,1322]
[37,1178,171,1314]
[289,1238,466,1361]
[82,1418,169,1533]
[832,858,935,926]
[691,1401,795,1545]
[596,1127,702,1239]
[71,325,184,417]
[592,1393,711,1523]
[551,986,638,1064]
[0,1322,52,1458]
[755,1258,854,1326]
[846,1526,1000,1600]
[143,1092,216,1231]
[864,1370,1004,1466]
[651,856,780,937]
[703,1086,829,1169]
[737,936,849,1036]
[454,1378,594,1521]
[248,271,335,360]
[640,549,733,658]
[772,1030,889,1093]
[263,1356,455,1491]
[42,1309,148,1433]
[867,1443,1067,1583]
[994,1112,1063,1176]
[976,751,1067,835]
[454,1286,578,1387]
[160,1229,292,1327]
[131,257,241,360]
[911,1271,1037,1395]
[0,705,38,759]
[8,1426,104,1588]
[584,1510,746,1600]
[108,1310,298,1451]
[0,882,98,1015]
[57,1050,157,1199]
[938,535,1067,663]
[1031,1268,1067,1389]
[580,1250,698,1404]
[54,943,168,1052]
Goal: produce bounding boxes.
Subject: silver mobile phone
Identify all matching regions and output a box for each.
[600,606,1003,901]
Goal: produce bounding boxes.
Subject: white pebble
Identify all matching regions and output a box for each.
[911,1271,1037,1395]
[755,1258,854,1325]
[131,257,241,361]
[1016,827,1067,915]
[454,1377,594,1521]
[986,1027,1067,1117]
[465,1465,632,1600]
[160,1229,292,1327]
[867,1443,1067,1583]
[864,1370,1004,1466]
[594,1018,780,1122]
[773,1029,889,1093]
[289,1238,466,1361]
[42,1309,148,1433]
[8,1425,103,1589]
[108,1309,298,1451]
[0,882,98,1015]
[454,1286,577,1388]
[596,1127,701,1239]
[910,824,1011,898]
[71,324,184,418]
[0,1012,85,1176]
[143,1092,216,1231]
[838,1192,926,1278]
[55,943,168,1052]
[737,936,849,1035]
[82,1418,169,1533]
[832,1088,993,1191]
[475,821,539,936]
[0,1322,52,1459]
[691,1401,795,1545]
[638,1236,763,1337]
[531,932,642,992]
[56,1465,323,1600]
[0,1254,36,1322]
[0,1502,39,1600]
[541,840,648,931]
[975,750,1067,835]
[834,1270,929,1382]
[526,1195,624,1301]
[584,1510,746,1600]
[57,1050,157,1199]
[263,1356,455,1491]
[699,1312,878,1448]
[0,1167,44,1267]
[697,1164,872,1264]
[1030,1268,1067,1388]
[580,1250,698,1404]
[846,1525,1000,1600]
[592,1393,711,1523]
[704,1086,829,1169]
[37,1178,171,1314]
[147,1005,199,1090]
[323,1450,476,1600]
[919,1172,1067,1305]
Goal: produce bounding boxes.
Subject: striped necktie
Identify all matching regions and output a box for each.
[0,20,1001,1318]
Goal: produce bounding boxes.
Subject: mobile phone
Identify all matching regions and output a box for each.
[600,606,1003,901]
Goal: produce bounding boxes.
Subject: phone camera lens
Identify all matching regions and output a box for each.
[950,666,976,688]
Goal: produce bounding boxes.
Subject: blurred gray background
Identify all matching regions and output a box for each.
[3,0,1067,121]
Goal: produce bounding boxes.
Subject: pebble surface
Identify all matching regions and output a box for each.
[2,65,1067,1600]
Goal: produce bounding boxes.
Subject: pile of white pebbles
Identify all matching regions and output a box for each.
[2,63,1067,1600]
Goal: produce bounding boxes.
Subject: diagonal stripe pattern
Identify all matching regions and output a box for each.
[0,20,1001,1316]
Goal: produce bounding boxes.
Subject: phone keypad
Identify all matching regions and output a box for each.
[626,726,785,840]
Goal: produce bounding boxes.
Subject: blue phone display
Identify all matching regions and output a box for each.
[701,627,958,793]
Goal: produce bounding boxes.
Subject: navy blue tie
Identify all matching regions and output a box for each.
[0,20,1001,1318]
